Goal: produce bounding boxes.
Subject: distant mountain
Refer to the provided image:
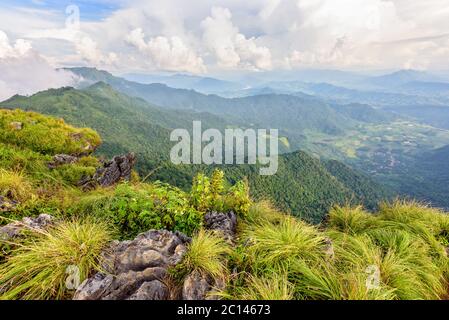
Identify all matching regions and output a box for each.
[122,73,245,94]
[66,67,396,141]
[367,70,445,88]
[396,81,449,97]
[0,83,391,222]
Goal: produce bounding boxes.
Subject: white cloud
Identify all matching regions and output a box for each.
[0,0,449,74]
[0,31,77,102]
[126,28,206,73]
[201,7,272,71]
[75,36,118,66]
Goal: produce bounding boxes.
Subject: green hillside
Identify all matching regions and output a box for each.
[0,85,391,222]
[0,110,448,301]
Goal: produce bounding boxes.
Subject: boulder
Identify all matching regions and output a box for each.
[74,230,191,300]
[0,214,54,241]
[204,211,237,243]
[79,153,136,190]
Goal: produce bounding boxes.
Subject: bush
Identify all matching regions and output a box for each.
[0,218,113,300]
[69,182,203,239]
[190,170,251,216]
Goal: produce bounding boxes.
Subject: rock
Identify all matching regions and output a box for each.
[204,211,237,242]
[0,214,54,241]
[79,153,136,190]
[9,122,22,130]
[182,270,226,300]
[323,237,335,260]
[0,196,18,212]
[74,229,191,300]
[128,280,169,300]
[48,154,78,169]
[70,133,83,141]
[182,270,211,300]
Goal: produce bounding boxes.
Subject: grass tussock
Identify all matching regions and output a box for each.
[0,169,34,202]
[225,200,449,300]
[235,272,294,300]
[182,229,231,278]
[243,217,326,269]
[0,218,113,300]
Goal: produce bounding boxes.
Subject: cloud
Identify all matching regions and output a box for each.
[0,31,77,102]
[1,0,449,74]
[126,28,206,73]
[201,7,272,71]
[75,36,118,66]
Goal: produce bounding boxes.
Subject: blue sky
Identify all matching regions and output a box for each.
[1,0,123,21]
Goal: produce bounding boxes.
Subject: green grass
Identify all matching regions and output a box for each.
[0,169,34,202]
[243,217,326,270]
[0,218,113,300]
[181,229,231,278]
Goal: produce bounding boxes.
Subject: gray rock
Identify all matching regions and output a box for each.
[79,153,136,190]
[48,154,79,169]
[74,229,190,300]
[204,211,237,242]
[0,214,54,241]
[0,196,18,213]
[182,270,225,300]
[128,280,169,300]
[324,237,335,260]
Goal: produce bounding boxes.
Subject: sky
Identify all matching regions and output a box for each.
[1,0,449,99]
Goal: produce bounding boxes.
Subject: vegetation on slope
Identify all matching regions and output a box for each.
[0,110,448,300]
[220,201,449,300]
[0,85,391,222]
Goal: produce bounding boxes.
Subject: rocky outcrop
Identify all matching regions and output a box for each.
[0,214,54,241]
[47,154,79,169]
[74,229,191,300]
[0,196,18,212]
[79,153,136,190]
[204,211,237,243]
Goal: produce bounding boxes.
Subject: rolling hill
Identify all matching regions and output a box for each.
[0,83,391,222]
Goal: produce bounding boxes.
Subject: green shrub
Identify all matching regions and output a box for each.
[0,218,113,300]
[190,170,251,216]
[69,182,203,239]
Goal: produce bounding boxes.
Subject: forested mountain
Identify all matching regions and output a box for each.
[67,67,374,136]
[0,83,391,222]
